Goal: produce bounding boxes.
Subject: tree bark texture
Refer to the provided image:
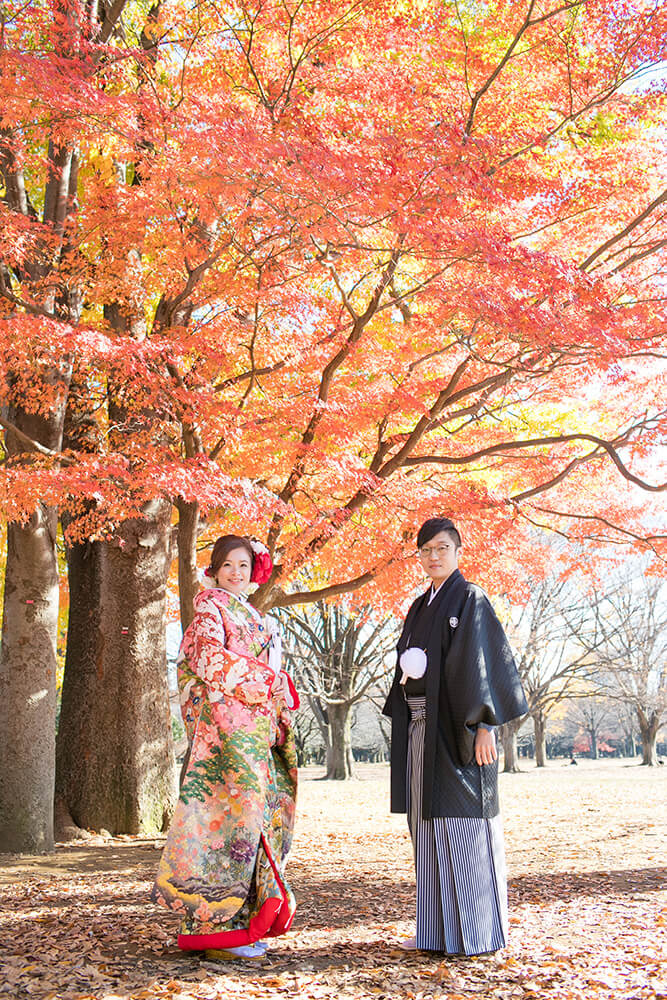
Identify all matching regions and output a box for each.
[500,719,521,774]
[637,708,659,766]
[0,390,69,854]
[533,709,547,767]
[175,497,200,632]
[56,499,177,834]
[588,726,599,760]
[0,508,60,853]
[326,702,355,779]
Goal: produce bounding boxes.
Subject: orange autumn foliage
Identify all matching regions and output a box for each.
[0,0,665,611]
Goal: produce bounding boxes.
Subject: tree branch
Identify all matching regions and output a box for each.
[610,238,667,276]
[526,506,667,550]
[266,244,404,550]
[407,429,666,492]
[95,0,130,45]
[271,569,380,609]
[464,0,537,136]
[0,415,76,465]
[579,188,667,272]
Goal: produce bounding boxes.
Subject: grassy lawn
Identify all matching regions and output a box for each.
[1,760,664,999]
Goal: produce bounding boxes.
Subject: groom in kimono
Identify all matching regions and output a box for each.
[383,517,527,955]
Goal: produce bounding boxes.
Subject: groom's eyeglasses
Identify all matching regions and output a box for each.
[418,545,450,558]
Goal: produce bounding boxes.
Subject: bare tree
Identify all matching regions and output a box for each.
[507,574,596,767]
[350,700,389,762]
[281,602,397,779]
[291,704,324,767]
[366,680,394,758]
[565,696,614,759]
[613,702,640,758]
[574,578,667,765]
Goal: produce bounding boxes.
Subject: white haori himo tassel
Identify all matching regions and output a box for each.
[265,616,298,710]
[399,647,428,685]
[264,615,283,676]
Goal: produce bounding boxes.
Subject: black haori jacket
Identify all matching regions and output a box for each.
[383,570,528,820]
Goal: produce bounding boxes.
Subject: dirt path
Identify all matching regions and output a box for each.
[1,761,665,999]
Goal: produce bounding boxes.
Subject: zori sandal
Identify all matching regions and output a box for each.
[204,943,267,961]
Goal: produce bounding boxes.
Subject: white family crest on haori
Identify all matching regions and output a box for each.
[449,617,459,628]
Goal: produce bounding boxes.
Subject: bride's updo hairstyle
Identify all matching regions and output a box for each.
[417,517,462,550]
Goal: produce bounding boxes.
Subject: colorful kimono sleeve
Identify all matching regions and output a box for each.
[180,609,277,709]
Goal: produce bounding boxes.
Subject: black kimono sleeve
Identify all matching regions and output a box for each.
[444,585,528,768]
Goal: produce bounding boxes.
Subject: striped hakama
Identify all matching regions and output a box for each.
[406,696,508,954]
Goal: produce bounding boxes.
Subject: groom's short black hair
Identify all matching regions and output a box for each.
[416,517,462,550]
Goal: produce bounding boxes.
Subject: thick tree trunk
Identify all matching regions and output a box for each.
[176,497,200,632]
[499,719,521,773]
[326,702,355,779]
[0,389,69,854]
[0,509,60,853]
[637,709,659,766]
[56,500,177,834]
[533,709,547,767]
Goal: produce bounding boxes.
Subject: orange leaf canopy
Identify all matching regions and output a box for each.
[0,0,665,608]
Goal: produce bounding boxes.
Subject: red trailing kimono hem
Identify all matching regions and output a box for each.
[176,834,295,951]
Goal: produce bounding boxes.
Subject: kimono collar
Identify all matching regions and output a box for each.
[216,588,283,677]
[195,585,264,623]
[216,587,263,622]
[426,568,463,607]
[399,570,465,654]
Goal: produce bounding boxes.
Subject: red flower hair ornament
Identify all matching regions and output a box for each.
[249,538,273,584]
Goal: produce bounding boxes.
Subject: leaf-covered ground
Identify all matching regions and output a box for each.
[1,760,665,1000]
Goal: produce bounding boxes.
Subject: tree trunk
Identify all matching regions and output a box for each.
[533,709,547,767]
[0,509,60,853]
[176,497,200,632]
[589,727,599,760]
[56,499,177,833]
[0,389,69,854]
[326,702,355,779]
[637,708,659,766]
[499,719,521,773]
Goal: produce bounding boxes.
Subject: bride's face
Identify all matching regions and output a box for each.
[214,547,252,595]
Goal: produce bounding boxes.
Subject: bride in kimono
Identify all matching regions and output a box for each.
[152,534,299,961]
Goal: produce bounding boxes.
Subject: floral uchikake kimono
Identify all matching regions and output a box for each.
[152,587,299,950]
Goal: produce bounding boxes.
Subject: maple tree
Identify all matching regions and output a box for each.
[1,0,666,850]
